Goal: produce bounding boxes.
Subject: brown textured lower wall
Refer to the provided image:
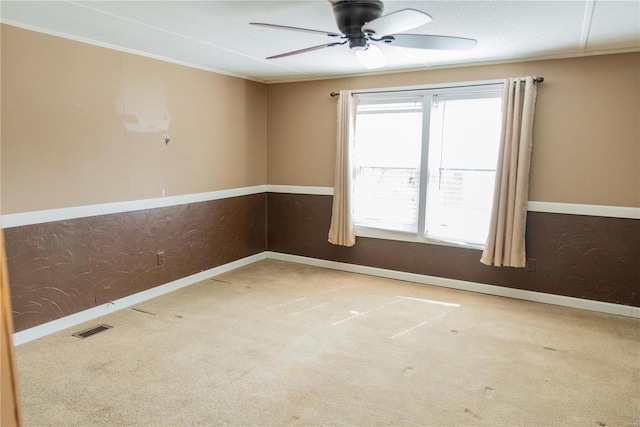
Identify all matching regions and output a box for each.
[7,191,638,333]
[5,194,266,332]
[266,193,640,307]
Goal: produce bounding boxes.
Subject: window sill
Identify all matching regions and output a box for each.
[354,226,485,251]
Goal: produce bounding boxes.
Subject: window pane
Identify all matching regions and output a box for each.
[353,101,423,233]
[425,96,502,245]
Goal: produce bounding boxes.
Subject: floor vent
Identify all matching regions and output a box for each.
[72,324,113,339]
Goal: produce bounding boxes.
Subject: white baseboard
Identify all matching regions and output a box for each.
[14,250,638,346]
[265,252,640,319]
[12,252,267,346]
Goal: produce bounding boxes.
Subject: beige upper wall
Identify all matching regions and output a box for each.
[267,53,640,208]
[2,24,638,212]
[1,25,267,214]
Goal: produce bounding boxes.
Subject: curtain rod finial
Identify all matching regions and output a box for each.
[331,92,339,97]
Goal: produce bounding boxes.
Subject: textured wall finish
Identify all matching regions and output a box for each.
[7,191,639,333]
[266,193,640,307]
[5,194,266,332]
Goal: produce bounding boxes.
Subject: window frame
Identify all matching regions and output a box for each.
[352,81,505,250]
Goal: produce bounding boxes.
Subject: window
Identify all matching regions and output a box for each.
[352,85,503,248]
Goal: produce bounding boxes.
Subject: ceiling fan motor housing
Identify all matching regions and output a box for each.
[332,0,384,50]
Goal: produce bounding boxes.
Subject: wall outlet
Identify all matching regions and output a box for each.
[157,251,165,266]
[526,259,536,272]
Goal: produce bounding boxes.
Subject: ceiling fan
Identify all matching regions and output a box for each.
[250,0,477,69]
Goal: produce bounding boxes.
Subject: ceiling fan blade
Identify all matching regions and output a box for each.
[362,9,432,37]
[388,34,478,50]
[250,23,342,38]
[266,41,347,59]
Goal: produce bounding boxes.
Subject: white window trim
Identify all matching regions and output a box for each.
[352,79,504,99]
[354,225,487,250]
[352,80,505,251]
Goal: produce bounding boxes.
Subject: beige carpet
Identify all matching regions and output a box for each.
[15,259,640,426]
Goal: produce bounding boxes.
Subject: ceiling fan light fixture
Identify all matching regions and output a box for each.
[356,44,387,69]
[252,1,477,66]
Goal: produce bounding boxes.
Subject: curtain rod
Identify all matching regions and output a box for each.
[330,77,544,97]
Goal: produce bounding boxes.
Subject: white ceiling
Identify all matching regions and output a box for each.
[1,1,639,83]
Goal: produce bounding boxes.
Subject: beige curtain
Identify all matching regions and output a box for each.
[328,90,356,247]
[481,77,539,267]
